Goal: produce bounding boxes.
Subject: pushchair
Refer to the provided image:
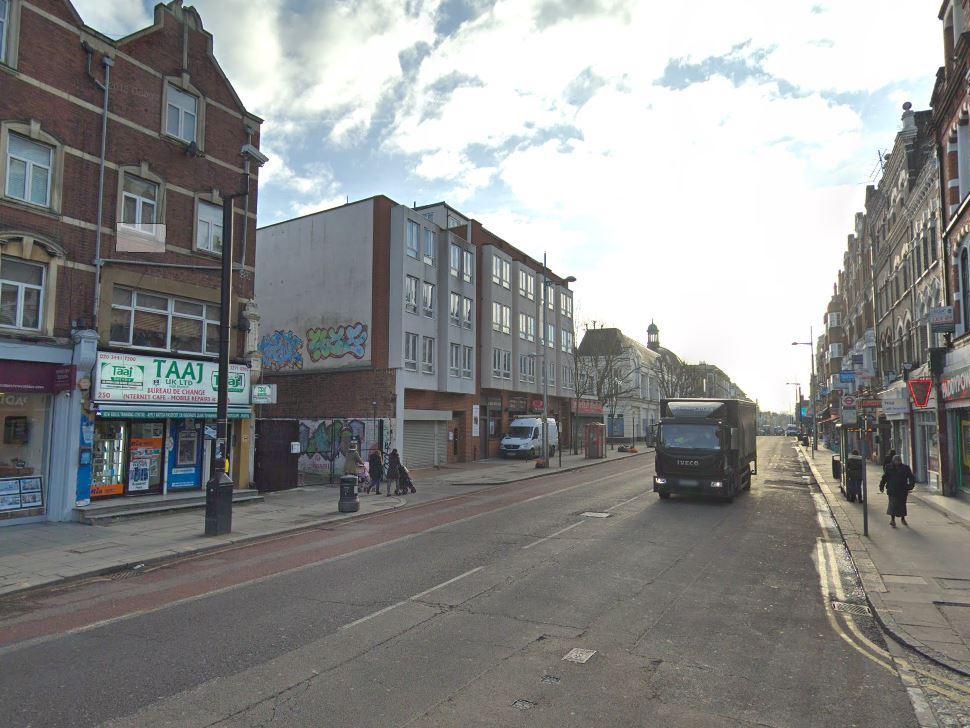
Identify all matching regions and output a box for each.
[396,465,416,495]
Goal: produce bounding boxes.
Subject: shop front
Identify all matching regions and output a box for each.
[879,382,911,465]
[0,359,73,522]
[88,352,251,499]
[941,359,970,495]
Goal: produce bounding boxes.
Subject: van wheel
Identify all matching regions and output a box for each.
[549,446,556,457]
[659,492,670,500]
[528,448,535,459]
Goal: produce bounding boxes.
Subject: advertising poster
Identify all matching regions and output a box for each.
[128,458,151,492]
[472,405,480,437]
[0,479,20,496]
[0,494,21,511]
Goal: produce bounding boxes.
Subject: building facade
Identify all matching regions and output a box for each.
[255,197,577,479]
[575,326,659,444]
[0,0,262,523]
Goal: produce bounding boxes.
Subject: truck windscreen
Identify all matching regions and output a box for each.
[659,424,722,451]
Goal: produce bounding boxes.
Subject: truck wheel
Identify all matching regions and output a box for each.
[722,495,734,503]
[659,492,670,500]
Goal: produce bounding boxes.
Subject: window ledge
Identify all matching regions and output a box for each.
[0,196,58,218]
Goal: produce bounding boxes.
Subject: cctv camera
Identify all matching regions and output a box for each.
[240,143,269,166]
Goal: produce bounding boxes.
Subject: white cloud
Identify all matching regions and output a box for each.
[69,0,943,411]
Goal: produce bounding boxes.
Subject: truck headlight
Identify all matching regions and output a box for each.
[654,477,667,485]
[710,481,723,489]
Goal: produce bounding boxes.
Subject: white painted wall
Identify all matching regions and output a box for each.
[256,200,374,371]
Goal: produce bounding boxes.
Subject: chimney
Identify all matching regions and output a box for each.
[901,101,916,133]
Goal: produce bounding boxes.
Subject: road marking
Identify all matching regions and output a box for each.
[0,462,654,654]
[522,521,585,550]
[562,648,596,663]
[340,566,485,630]
[607,494,645,511]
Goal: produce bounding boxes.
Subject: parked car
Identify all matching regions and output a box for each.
[785,424,799,437]
[500,418,559,458]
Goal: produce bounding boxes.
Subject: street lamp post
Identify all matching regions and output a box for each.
[792,327,818,452]
[786,382,801,430]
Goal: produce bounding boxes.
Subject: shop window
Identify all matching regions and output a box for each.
[110,287,219,356]
[0,256,43,330]
[0,392,48,513]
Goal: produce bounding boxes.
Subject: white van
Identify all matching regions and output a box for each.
[500,417,559,459]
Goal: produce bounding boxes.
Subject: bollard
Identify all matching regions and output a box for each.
[831,455,841,480]
[339,475,360,513]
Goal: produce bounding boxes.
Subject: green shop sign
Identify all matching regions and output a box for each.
[93,352,250,406]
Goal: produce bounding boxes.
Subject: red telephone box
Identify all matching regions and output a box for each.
[584,423,606,459]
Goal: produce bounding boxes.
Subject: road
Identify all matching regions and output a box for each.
[0,438,923,727]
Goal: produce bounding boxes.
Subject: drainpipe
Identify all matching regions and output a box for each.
[83,42,113,331]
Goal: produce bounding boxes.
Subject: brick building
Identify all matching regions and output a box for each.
[0,0,262,523]
[254,197,577,481]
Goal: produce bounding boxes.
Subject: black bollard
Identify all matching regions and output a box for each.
[339,475,360,513]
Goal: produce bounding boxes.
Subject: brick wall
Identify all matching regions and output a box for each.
[261,369,398,420]
[1,0,258,347]
[404,389,477,461]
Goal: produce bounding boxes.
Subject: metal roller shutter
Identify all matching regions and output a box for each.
[403,421,438,469]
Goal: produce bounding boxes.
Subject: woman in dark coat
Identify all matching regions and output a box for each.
[386,449,401,498]
[879,455,915,528]
[366,449,384,494]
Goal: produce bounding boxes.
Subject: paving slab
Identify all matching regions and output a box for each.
[803,444,970,676]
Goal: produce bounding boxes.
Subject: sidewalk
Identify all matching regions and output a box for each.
[0,448,646,599]
[804,445,970,675]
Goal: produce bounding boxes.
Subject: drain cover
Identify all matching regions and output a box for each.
[512,699,535,710]
[832,601,871,617]
[541,675,561,685]
[580,512,611,518]
[563,648,597,663]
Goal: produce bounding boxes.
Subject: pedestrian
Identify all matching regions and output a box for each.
[344,443,363,487]
[882,448,896,474]
[879,454,915,528]
[367,448,384,494]
[386,448,401,498]
[845,448,864,503]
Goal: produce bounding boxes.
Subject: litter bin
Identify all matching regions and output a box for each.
[339,475,360,513]
[831,455,842,480]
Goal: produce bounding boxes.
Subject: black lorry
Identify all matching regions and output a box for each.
[653,398,758,502]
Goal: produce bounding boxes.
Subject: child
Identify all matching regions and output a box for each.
[397,464,416,495]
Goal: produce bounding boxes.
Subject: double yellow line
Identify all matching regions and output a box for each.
[816,539,970,704]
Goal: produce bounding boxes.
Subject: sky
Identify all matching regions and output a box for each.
[74,0,943,413]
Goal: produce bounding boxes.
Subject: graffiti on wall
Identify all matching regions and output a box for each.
[306,323,368,361]
[297,417,392,484]
[259,330,304,371]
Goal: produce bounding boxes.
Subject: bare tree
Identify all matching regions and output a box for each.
[574,326,644,446]
[653,349,692,399]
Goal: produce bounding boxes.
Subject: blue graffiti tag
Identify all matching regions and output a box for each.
[259,330,304,371]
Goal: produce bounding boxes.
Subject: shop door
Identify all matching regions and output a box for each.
[254,419,300,492]
[127,421,165,495]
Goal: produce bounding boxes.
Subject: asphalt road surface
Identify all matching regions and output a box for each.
[0,438,921,727]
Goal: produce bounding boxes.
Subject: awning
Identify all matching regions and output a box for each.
[94,404,252,420]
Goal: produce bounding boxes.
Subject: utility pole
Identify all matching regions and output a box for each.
[205,193,244,536]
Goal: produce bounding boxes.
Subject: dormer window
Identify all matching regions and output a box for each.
[166,84,198,143]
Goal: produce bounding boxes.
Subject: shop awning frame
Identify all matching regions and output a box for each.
[94,404,252,420]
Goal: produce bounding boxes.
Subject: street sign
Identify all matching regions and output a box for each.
[839,370,856,383]
[842,407,858,426]
[842,395,856,408]
[907,379,933,409]
[251,383,277,404]
[930,306,956,333]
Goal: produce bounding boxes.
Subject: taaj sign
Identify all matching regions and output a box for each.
[93,352,249,406]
